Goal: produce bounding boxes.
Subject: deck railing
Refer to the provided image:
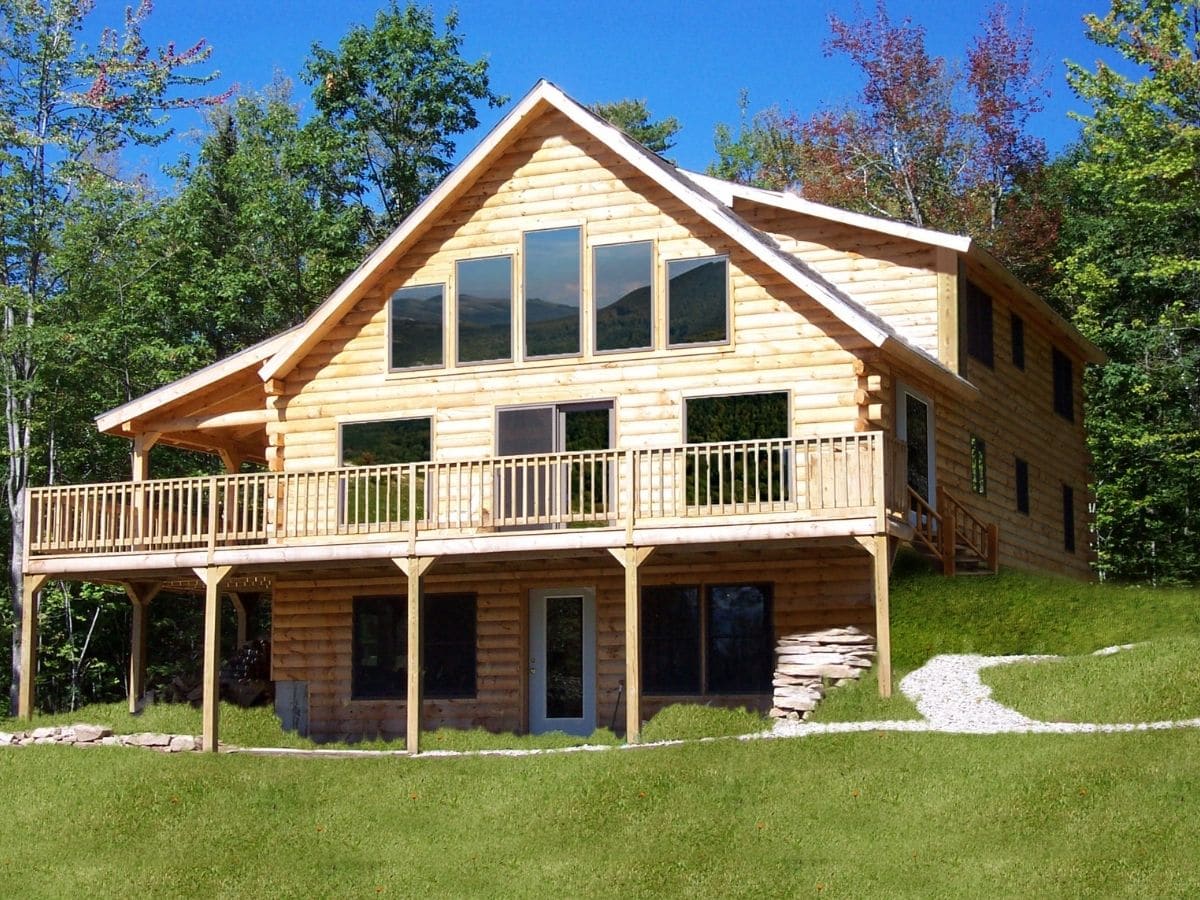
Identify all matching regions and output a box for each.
[26,432,895,558]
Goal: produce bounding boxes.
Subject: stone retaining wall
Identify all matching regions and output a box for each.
[0,725,197,752]
[771,626,877,720]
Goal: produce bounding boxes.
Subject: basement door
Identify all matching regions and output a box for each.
[528,588,596,736]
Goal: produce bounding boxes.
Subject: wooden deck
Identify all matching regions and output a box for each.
[24,432,907,577]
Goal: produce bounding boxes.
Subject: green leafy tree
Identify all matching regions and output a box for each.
[1055,0,1200,582]
[0,0,223,713]
[591,98,681,157]
[302,2,504,241]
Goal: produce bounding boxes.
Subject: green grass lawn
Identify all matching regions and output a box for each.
[3,558,1199,896]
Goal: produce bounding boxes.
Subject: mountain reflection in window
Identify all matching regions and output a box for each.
[525,227,581,358]
[457,255,512,364]
[594,241,653,352]
[668,256,728,346]
[389,284,443,370]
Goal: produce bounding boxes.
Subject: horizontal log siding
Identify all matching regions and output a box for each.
[271,111,868,471]
[272,548,873,741]
[733,202,941,358]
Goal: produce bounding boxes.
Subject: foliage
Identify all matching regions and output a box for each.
[640,703,767,742]
[301,1,504,241]
[1054,0,1200,582]
[591,98,681,157]
[709,2,1058,288]
[984,636,1200,723]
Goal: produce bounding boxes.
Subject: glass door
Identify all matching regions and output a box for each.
[897,385,936,505]
[528,589,596,735]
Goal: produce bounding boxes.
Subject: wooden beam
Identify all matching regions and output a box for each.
[131,431,161,482]
[392,557,434,754]
[218,448,243,475]
[122,581,162,714]
[147,409,274,434]
[871,534,892,698]
[193,565,234,752]
[17,574,49,720]
[936,246,959,373]
[607,546,654,742]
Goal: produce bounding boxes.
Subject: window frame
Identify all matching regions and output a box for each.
[455,253,515,367]
[1010,313,1025,370]
[1062,484,1076,553]
[592,239,655,355]
[523,225,584,361]
[1052,347,1075,422]
[966,280,995,369]
[1015,456,1030,515]
[387,282,445,373]
[970,434,987,496]
[666,254,731,349]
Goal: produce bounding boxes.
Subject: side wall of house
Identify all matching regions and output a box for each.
[267,110,870,473]
[271,547,873,741]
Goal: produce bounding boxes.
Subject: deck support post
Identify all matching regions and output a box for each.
[393,556,434,755]
[871,534,892,698]
[122,581,162,714]
[608,545,654,742]
[17,574,49,720]
[193,565,234,752]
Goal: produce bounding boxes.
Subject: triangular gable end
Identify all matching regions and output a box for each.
[259,80,937,385]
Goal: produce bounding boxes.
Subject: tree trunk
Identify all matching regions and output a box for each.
[9,491,25,715]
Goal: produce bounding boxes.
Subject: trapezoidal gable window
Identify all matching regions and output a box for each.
[389,283,444,370]
[352,594,477,700]
[640,583,772,695]
[667,255,729,347]
[524,226,582,359]
[594,240,653,353]
[965,281,994,369]
[457,255,513,365]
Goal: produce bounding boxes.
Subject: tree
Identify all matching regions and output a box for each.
[709,2,1056,287]
[591,98,681,157]
[1055,0,1200,582]
[0,0,224,714]
[302,2,504,242]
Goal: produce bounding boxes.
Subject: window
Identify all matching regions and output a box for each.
[685,392,789,443]
[1062,485,1076,553]
[457,255,512,364]
[668,256,728,346]
[524,226,581,358]
[640,583,772,695]
[685,393,790,506]
[1015,457,1030,515]
[641,586,701,694]
[389,283,443,370]
[966,281,994,368]
[594,241,653,352]
[970,435,987,496]
[341,418,431,522]
[1052,347,1074,421]
[351,594,477,700]
[1011,314,1025,370]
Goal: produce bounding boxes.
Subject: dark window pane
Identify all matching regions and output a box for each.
[966,281,994,369]
[685,392,788,443]
[1052,347,1074,421]
[1015,457,1029,515]
[1062,484,1076,553]
[342,419,431,466]
[390,284,443,369]
[685,393,790,505]
[595,241,653,352]
[641,586,701,694]
[905,394,931,500]
[457,256,512,364]
[668,256,728,346]
[424,594,476,699]
[1010,314,1025,370]
[525,227,581,357]
[706,584,772,693]
[970,435,987,495]
[352,597,406,699]
[545,595,584,718]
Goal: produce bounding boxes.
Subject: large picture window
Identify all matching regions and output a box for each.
[389,283,443,370]
[351,594,477,700]
[457,255,513,365]
[668,256,728,346]
[524,226,582,358]
[341,418,431,523]
[594,241,653,352]
[640,583,772,695]
[685,392,790,507]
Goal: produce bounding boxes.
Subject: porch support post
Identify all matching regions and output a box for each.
[193,565,234,752]
[393,556,434,755]
[122,581,162,714]
[608,545,654,743]
[131,432,161,482]
[869,535,892,698]
[17,574,48,720]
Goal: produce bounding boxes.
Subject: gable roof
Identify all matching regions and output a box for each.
[257,79,976,394]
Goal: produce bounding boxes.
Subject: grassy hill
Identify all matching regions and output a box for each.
[2,561,1198,897]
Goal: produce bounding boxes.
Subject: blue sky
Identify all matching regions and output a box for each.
[92,0,1120,178]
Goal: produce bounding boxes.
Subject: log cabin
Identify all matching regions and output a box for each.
[17,81,1103,751]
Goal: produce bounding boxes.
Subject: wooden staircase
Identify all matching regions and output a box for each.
[906,486,999,576]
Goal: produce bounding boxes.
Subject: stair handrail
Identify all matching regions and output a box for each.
[937,486,999,573]
[906,486,942,562]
